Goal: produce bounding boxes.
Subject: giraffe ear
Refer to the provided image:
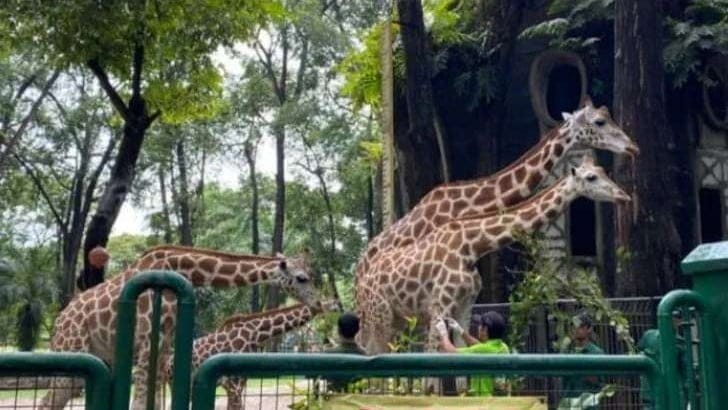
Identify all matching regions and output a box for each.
[562,112,573,121]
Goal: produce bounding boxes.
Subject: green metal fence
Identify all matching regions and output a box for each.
[111,270,195,410]
[191,353,664,410]
[0,266,723,409]
[0,352,111,409]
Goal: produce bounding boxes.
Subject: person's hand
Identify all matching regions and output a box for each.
[446,318,464,336]
[433,318,449,338]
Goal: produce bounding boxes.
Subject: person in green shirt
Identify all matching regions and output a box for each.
[559,313,604,410]
[435,311,510,396]
[324,312,366,392]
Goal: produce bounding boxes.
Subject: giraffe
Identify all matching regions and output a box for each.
[354,97,638,293]
[356,154,630,354]
[40,245,323,410]
[167,300,337,410]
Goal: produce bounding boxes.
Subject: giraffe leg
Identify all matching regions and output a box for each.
[359,295,394,354]
[223,377,247,410]
[40,321,89,410]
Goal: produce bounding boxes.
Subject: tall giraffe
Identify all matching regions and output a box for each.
[355,98,638,289]
[167,301,336,410]
[41,245,323,410]
[356,154,630,354]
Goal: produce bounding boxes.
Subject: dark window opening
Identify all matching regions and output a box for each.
[569,197,597,257]
[546,65,582,121]
[706,68,727,122]
[699,188,723,243]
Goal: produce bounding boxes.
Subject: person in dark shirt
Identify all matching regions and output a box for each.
[324,312,365,392]
[559,313,604,409]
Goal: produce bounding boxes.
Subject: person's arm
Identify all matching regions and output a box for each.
[446,318,479,346]
[434,319,459,353]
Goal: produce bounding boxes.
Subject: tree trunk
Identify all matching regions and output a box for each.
[244,141,261,312]
[158,166,174,243]
[315,169,342,304]
[394,0,443,210]
[366,169,375,240]
[267,125,285,309]
[380,16,397,227]
[613,0,683,296]
[79,45,157,290]
[176,139,194,246]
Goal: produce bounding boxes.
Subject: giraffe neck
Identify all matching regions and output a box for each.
[234,304,315,346]
[451,124,575,217]
[131,245,282,287]
[453,177,577,259]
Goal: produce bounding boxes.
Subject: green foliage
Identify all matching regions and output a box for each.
[518,0,612,51]
[664,0,728,86]
[387,316,422,352]
[0,0,281,122]
[508,232,635,353]
[0,246,57,351]
[338,22,393,111]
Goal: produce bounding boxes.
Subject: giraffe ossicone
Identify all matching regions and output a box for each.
[356,155,629,355]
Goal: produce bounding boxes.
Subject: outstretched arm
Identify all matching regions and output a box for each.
[434,319,459,353]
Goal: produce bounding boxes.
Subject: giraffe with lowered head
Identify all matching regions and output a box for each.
[357,154,630,354]
[355,97,638,292]
[167,300,339,410]
[41,245,322,410]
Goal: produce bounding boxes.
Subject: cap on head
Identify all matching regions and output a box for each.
[338,312,360,339]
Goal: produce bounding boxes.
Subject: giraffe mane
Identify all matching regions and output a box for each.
[451,175,569,223]
[141,245,282,261]
[218,303,307,330]
[440,125,564,189]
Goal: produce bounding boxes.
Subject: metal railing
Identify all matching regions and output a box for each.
[0,352,111,409]
[191,353,664,410]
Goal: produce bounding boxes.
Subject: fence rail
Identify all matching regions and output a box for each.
[191,353,663,410]
[0,352,111,409]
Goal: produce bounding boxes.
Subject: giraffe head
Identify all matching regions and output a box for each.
[569,154,630,203]
[272,250,322,310]
[562,96,640,158]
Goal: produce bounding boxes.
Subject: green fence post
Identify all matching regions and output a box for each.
[112,270,195,410]
[658,290,718,410]
[680,242,728,409]
[0,352,111,410]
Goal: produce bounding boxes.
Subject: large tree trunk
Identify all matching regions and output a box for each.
[613,0,683,296]
[79,45,158,290]
[267,125,286,309]
[394,0,443,210]
[244,141,261,312]
[176,139,194,246]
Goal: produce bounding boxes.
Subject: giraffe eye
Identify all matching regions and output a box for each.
[595,119,606,127]
[295,276,309,283]
[586,174,598,182]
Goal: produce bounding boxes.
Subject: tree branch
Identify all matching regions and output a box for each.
[293,33,309,98]
[12,153,66,231]
[81,133,118,220]
[87,59,130,121]
[254,39,285,103]
[0,69,61,173]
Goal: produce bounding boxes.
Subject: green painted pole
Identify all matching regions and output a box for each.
[0,352,111,410]
[146,291,163,410]
[192,353,662,410]
[658,289,718,410]
[112,271,195,410]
